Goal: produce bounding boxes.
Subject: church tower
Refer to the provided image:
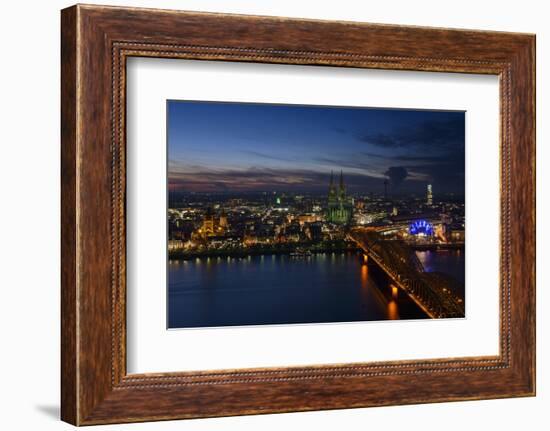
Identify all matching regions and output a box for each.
[339,170,346,200]
[328,170,337,202]
[327,171,353,225]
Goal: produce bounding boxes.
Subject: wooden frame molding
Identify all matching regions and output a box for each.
[61,4,535,425]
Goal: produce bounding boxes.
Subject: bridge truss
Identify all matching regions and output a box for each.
[349,228,465,319]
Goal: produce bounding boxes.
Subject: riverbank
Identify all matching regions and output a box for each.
[168,241,359,261]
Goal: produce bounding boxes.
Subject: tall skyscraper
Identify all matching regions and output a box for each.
[427,184,433,206]
[327,171,353,224]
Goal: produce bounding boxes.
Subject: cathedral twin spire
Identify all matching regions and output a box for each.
[329,170,346,197]
[327,170,353,224]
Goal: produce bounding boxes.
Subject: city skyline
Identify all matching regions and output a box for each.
[167,101,465,195]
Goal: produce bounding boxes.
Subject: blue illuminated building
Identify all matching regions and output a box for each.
[409,220,434,236]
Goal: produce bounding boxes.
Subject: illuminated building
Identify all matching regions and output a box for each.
[354,213,370,225]
[409,219,434,237]
[201,207,215,236]
[193,207,227,239]
[326,171,353,224]
[354,211,387,225]
[297,213,321,225]
[427,184,433,206]
[168,239,185,251]
[219,210,228,229]
[434,223,448,242]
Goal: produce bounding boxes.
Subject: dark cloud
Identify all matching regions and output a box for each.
[356,116,465,193]
[315,156,378,173]
[360,151,394,160]
[397,154,460,163]
[360,151,453,165]
[384,166,408,188]
[358,117,465,152]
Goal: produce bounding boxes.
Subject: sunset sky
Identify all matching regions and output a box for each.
[167,100,465,195]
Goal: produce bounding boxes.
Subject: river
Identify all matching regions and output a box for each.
[168,250,464,329]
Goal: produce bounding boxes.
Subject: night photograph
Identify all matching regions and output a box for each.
[167,100,466,329]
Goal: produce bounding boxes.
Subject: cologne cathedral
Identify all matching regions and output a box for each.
[326,171,353,224]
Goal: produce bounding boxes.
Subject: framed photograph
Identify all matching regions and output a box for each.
[61,4,535,425]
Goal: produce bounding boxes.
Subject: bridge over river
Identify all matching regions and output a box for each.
[348,227,465,319]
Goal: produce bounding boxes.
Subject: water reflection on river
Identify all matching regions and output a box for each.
[168,251,463,329]
[415,249,465,299]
